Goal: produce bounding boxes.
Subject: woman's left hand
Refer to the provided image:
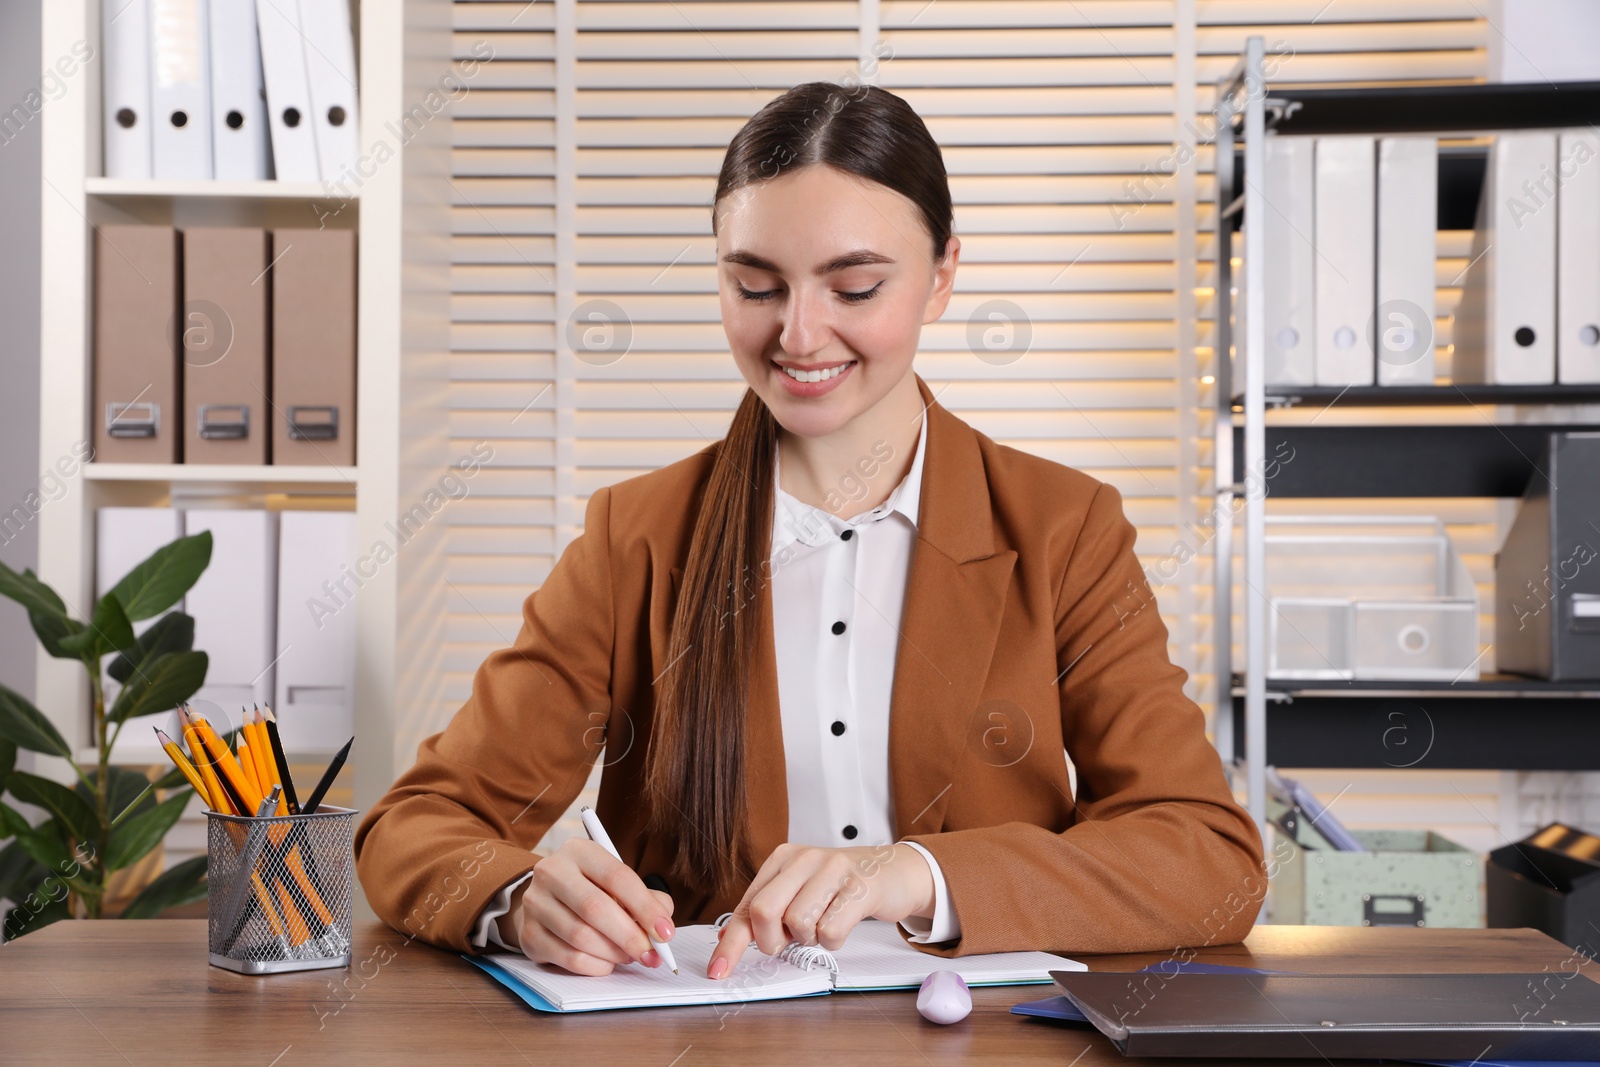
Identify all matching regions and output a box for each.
[706,842,935,979]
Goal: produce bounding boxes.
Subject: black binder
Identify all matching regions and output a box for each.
[1050,970,1600,1059]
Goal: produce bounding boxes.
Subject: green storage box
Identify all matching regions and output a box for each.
[1269,827,1484,928]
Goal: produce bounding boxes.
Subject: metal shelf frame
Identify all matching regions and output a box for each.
[1209,40,1600,828]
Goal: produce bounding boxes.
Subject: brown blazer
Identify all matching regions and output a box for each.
[354,373,1265,957]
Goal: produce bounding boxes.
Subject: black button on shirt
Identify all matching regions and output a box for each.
[841,824,858,840]
[831,620,846,635]
[840,529,853,540]
[831,720,846,736]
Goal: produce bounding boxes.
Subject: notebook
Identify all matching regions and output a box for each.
[465,918,1085,1013]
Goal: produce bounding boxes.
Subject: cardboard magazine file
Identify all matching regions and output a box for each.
[270,228,356,467]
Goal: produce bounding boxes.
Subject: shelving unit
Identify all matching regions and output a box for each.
[82,464,356,486]
[83,177,339,200]
[1234,675,1600,772]
[35,0,456,841]
[1211,38,1600,826]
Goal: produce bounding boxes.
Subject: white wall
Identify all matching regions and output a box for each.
[0,0,42,706]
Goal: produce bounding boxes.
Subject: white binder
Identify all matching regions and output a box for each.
[1314,136,1376,386]
[273,511,357,754]
[1261,136,1316,386]
[1558,129,1600,384]
[1375,137,1438,386]
[102,0,153,179]
[206,0,270,180]
[1454,133,1558,384]
[97,507,185,759]
[298,0,360,184]
[183,510,279,719]
[254,0,320,183]
[149,0,214,180]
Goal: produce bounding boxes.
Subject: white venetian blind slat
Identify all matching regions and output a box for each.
[443,0,1544,860]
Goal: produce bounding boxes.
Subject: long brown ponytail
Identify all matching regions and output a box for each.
[645,81,954,895]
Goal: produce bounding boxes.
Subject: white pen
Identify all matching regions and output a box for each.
[579,805,679,974]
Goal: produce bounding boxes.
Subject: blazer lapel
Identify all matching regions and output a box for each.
[888,375,1017,839]
[664,373,1014,869]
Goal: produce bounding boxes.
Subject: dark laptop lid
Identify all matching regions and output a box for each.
[1050,971,1600,1059]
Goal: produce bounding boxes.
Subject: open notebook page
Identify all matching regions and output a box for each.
[478,920,1086,1010]
[477,925,831,1012]
[825,920,1086,989]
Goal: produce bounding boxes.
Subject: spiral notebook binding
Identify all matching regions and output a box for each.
[711,912,841,974]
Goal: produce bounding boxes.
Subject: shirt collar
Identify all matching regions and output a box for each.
[770,408,928,559]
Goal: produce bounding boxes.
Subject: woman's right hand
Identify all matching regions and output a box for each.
[495,837,676,976]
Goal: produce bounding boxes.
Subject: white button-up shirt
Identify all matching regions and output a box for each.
[767,409,957,944]
[471,409,958,950]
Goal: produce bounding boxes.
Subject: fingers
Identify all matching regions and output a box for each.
[707,844,830,980]
[701,845,891,981]
[707,911,753,980]
[578,844,676,945]
[740,845,810,955]
[521,843,668,970]
[540,863,653,962]
[523,889,635,967]
[650,888,675,916]
[812,876,872,952]
[519,920,616,976]
[751,849,858,951]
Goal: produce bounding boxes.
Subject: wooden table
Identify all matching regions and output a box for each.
[0,920,1590,1064]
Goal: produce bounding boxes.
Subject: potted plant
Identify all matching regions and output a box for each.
[0,530,214,938]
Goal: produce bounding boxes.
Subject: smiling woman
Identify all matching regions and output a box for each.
[354,81,1263,982]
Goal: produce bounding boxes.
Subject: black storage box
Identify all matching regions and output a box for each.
[1494,431,1600,681]
[1486,822,1600,951]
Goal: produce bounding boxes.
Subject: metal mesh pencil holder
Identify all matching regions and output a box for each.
[206,806,357,974]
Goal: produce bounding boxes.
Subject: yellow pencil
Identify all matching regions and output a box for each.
[273,877,312,947]
[246,709,286,816]
[238,736,261,796]
[253,869,291,942]
[154,727,208,798]
[189,707,264,813]
[178,708,233,814]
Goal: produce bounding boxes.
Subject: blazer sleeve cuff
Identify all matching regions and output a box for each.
[471,870,537,950]
[897,841,961,944]
[408,842,541,954]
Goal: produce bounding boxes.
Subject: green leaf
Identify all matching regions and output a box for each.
[104,790,188,871]
[0,804,77,875]
[58,593,136,659]
[2,890,71,941]
[0,561,68,619]
[108,611,195,684]
[0,736,14,790]
[0,682,71,757]
[108,782,156,829]
[120,855,207,919]
[107,651,208,724]
[5,771,98,844]
[106,530,212,623]
[75,767,156,825]
[28,609,86,660]
[0,838,40,903]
